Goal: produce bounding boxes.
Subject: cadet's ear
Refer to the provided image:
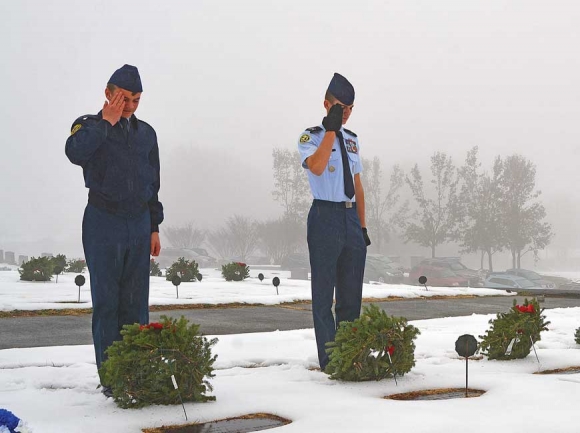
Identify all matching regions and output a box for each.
[104,87,112,101]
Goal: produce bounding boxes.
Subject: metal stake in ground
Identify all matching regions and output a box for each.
[74,275,85,303]
[387,351,397,386]
[529,335,541,369]
[272,277,280,295]
[455,334,478,397]
[171,276,182,299]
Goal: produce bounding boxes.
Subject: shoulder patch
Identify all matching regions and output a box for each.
[70,124,82,136]
[300,134,311,144]
[306,126,323,133]
[343,128,357,137]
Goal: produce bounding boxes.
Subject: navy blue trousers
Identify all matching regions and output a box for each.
[307,200,367,370]
[82,204,151,380]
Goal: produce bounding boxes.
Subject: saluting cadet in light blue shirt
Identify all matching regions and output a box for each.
[296,72,371,371]
[298,125,363,202]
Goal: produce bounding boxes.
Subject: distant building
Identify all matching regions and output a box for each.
[0,250,4,263]
[5,251,16,265]
[41,252,54,258]
[18,255,28,266]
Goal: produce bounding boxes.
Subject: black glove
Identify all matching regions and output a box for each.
[362,227,371,247]
[322,104,343,132]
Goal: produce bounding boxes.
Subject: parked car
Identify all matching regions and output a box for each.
[364,254,404,284]
[408,265,469,287]
[558,281,580,290]
[418,258,483,286]
[484,273,542,291]
[505,269,555,289]
[280,253,310,280]
[157,247,217,269]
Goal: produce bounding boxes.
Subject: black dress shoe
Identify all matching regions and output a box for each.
[101,385,113,398]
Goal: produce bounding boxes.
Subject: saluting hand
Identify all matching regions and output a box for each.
[102,90,125,126]
[322,104,343,132]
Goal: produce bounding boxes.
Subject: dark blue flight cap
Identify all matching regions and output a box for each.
[108,64,143,93]
[327,72,355,105]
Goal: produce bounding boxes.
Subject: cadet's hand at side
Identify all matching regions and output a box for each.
[151,232,161,257]
[322,104,343,132]
[362,228,371,247]
[102,90,125,126]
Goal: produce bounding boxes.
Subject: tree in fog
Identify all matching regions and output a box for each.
[457,147,504,271]
[496,154,553,268]
[206,229,235,260]
[361,157,409,253]
[163,223,206,249]
[272,148,311,220]
[258,216,305,264]
[404,151,460,258]
[207,215,260,261]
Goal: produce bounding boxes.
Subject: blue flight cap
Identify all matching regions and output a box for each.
[327,72,355,105]
[108,64,143,93]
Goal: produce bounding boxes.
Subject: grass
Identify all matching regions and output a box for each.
[0,294,491,318]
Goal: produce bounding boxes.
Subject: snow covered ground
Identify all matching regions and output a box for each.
[2,269,579,432]
[1,307,580,432]
[0,269,513,312]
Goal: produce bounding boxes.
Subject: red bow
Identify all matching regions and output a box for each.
[139,322,164,331]
[516,304,535,314]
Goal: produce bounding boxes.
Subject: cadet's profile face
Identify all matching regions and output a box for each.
[105,87,141,118]
[324,99,354,125]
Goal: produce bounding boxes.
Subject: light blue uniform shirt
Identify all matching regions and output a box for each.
[297,125,363,202]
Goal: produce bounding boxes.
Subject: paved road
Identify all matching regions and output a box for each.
[2,296,580,350]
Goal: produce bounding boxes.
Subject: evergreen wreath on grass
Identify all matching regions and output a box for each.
[165,257,199,282]
[221,262,249,281]
[575,327,580,345]
[100,315,217,409]
[479,298,549,360]
[325,304,420,381]
[19,256,53,281]
[66,259,86,273]
[150,259,162,277]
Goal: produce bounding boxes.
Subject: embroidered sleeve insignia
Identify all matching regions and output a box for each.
[71,124,82,136]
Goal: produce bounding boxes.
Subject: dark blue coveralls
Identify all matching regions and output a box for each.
[65,112,163,377]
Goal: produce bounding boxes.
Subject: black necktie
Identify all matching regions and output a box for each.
[336,130,355,199]
[119,117,128,138]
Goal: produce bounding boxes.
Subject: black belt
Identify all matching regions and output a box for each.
[312,199,356,209]
[88,191,147,215]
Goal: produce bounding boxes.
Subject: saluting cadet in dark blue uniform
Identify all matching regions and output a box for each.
[65,65,163,396]
[297,73,372,370]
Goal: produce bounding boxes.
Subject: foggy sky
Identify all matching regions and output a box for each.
[1,0,579,257]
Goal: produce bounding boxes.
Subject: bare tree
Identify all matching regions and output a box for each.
[258,216,305,264]
[496,154,553,268]
[163,223,206,249]
[457,147,504,271]
[404,151,460,258]
[272,148,311,221]
[207,215,260,262]
[206,229,235,260]
[362,157,409,253]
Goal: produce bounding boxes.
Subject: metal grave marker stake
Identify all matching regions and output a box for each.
[455,334,478,397]
[74,275,85,303]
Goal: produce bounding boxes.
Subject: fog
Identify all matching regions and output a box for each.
[1,0,579,264]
